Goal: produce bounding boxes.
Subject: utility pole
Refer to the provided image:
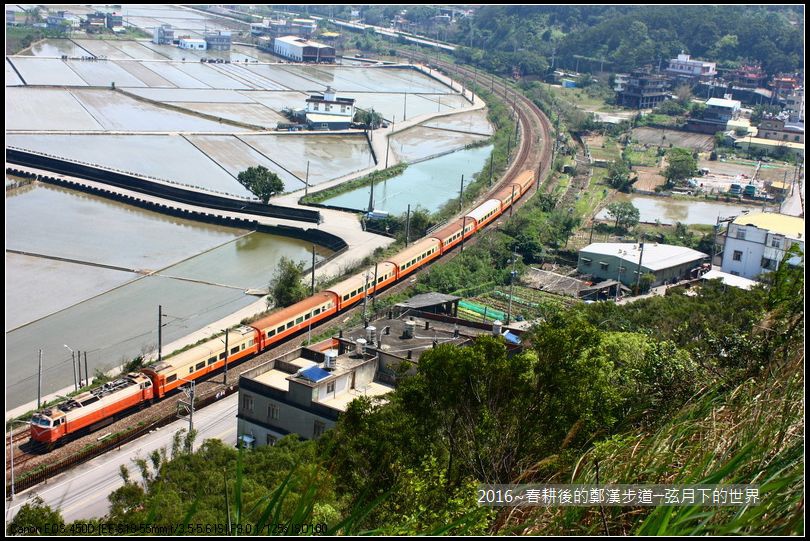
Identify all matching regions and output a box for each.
[222,330,229,386]
[84,352,88,388]
[403,92,407,121]
[405,204,411,246]
[537,161,543,191]
[510,185,516,217]
[488,154,494,187]
[460,215,467,252]
[304,160,310,197]
[65,345,77,392]
[311,245,316,295]
[458,174,464,211]
[368,173,375,213]
[384,132,391,168]
[158,305,163,364]
[77,350,82,388]
[362,272,370,324]
[371,262,379,307]
[635,241,646,294]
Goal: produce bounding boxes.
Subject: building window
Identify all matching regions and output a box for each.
[327,381,335,394]
[599,262,609,271]
[313,103,319,110]
[771,238,781,248]
[266,434,277,446]
[733,250,743,261]
[735,228,746,240]
[268,403,279,421]
[313,420,326,438]
[242,394,254,413]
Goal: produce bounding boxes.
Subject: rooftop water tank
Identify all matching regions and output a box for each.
[492,320,503,336]
[324,349,338,370]
[355,338,367,356]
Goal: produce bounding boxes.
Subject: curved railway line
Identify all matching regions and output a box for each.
[6,56,554,494]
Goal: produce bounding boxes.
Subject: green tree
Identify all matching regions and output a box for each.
[606,200,640,231]
[237,166,284,203]
[268,256,308,308]
[606,160,636,192]
[353,109,384,129]
[664,147,698,186]
[6,496,64,536]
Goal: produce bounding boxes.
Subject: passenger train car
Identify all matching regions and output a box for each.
[29,170,535,445]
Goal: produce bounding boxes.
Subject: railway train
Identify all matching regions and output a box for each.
[29,170,537,445]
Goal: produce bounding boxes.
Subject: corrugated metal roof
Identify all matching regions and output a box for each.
[579,243,708,271]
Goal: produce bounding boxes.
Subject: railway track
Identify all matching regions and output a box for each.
[6,56,553,488]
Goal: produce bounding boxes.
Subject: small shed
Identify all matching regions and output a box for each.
[395,292,461,316]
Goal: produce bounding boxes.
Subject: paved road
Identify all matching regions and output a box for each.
[5,395,238,524]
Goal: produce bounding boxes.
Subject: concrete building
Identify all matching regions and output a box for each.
[784,88,804,122]
[305,86,355,130]
[47,11,69,31]
[687,96,742,134]
[273,36,335,63]
[204,30,231,51]
[237,345,393,447]
[82,11,107,33]
[733,137,804,159]
[577,242,709,288]
[153,24,174,45]
[105,12,122,30]
[758,113,804,144]
[178,38,207,51]
[666,53,717,79]
[721,212,804,280]
[251,18,317,39]
[616,69,670,109]
[613,73,630,93]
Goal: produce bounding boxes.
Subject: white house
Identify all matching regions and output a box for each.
[721,212,804,279]
[178,38,206,50]
[667,53,717,78]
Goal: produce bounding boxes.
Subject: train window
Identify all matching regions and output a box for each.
[343,294,349,301]
[219,352,226,360]
[286,321,294,329]
[208,356,216,365]
[249,339,255,346]
[196,362,205,371]
[295,316,304,324]
[277,325,285,334]
[167,374,177,383]
[304,312,311,320]
[230,346,239,354]
[267,330,275,338]
[189,367,194,374]
[241,344,245,350]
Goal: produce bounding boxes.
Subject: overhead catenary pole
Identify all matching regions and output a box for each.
[405,204,411,246]
[510,185,516,217]
[460,215,468,252]
[72,351,77,391]
[223,329,229,386]
[37,350,42,409]
[84,352,88,388]
[158,305,163,364]
[77,350,82,388]
[458,174,465,211]
[372,262,379,307]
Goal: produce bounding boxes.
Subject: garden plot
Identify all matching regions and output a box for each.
[19,38,91,57]
[633,167,667,192]
[185,135,304,188]
[126,87,255,103]
[72,39,135,59]
[6,58,23,86]
[7,57,88,86]
[116,60,176,87]
[5,87,103,131]
[239,90,309,111]
[239,134,374,185]
[632,127,714,151]
[65,58,148,87]
[7,134,254,198]
[174,62,252,90]
[69,88,239,132]
[389,126,488,162]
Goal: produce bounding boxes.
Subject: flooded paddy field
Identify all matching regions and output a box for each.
[596,194,773,225]
[5,253,138,331]
[185,135,304,188]
[7,56,88,86]
[173,102,285,127]
[64,58,149,87]
[172,62,253,90]
[6,88,241,132]
[237,90,310,110]
[8,134,254,197]
[6,182,245,272]
[6,87,103,131]
[350,92,471,123]
[18,38,92,57]
[239,134,375,186]
[71,39,139,60]
[6,231,328,410]
[420,109,494,135]
[6,58,23,86]
[102,40,174,61]
[389,125,489,162]
[322,144,495,215]
[126,87,257,103]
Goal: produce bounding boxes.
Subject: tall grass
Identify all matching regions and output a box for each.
[504,353,804,535]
